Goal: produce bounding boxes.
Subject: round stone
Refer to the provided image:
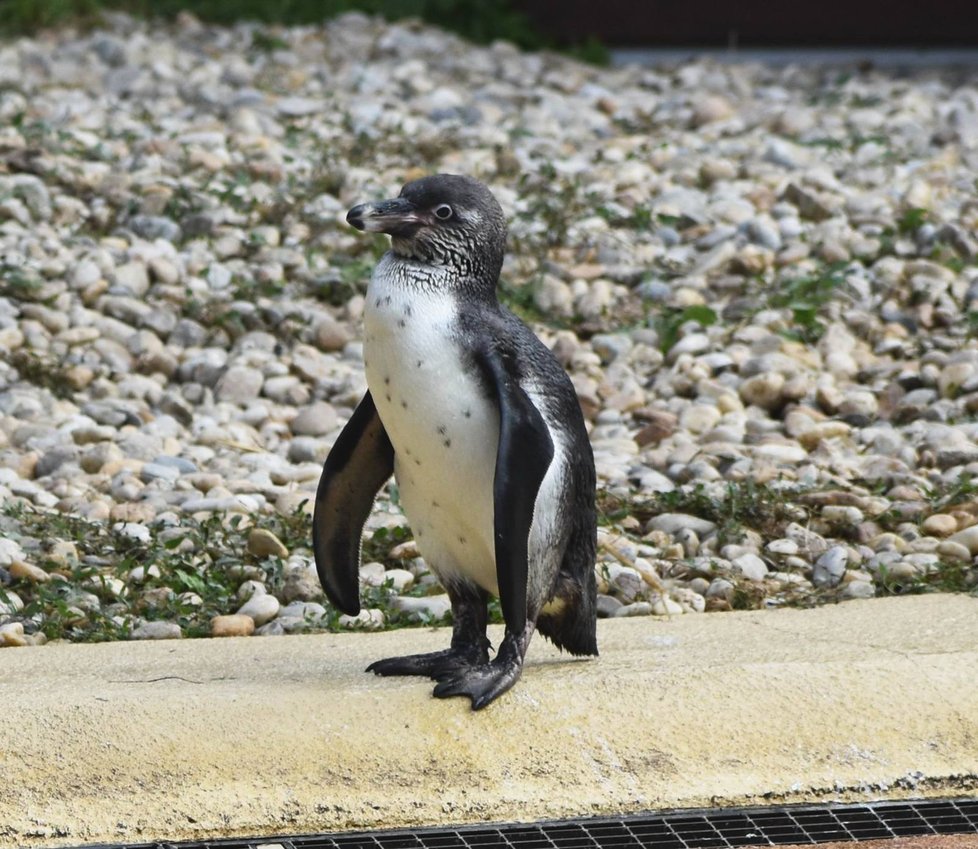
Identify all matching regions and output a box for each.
[936,540,972,562]
[214,367,264,404]
[596,594,623,617]
[615,601,654,617]
[291,401,339,437]
[948,525,978,555]
[841,580,876,600]
[0,590,24,615]
[247,528,288,559]
[739,373,785,410]
[731,553,768,582]
[812,545,849,588]
[650,595,684,616]
[313,316,352,352]
[9,559,51,583]
[236,592,280,626]
[0,622,28,647]
[211,614,256,637]
[922,514,958,537]
[822,505,865,525]
[645,513,717,537]
[282,563,323,603]
[383,568,415,592]
[130,621,183,640]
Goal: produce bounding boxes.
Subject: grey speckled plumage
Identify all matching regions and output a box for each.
[313,174,597,710]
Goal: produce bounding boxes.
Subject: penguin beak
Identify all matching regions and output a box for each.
[346,197,420,236]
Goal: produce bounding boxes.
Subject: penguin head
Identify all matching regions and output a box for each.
[347,174,507,282]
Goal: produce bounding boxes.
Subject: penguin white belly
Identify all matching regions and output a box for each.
[363,274,501,595]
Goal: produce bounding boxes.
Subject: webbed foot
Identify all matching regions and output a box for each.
[431,628,530,710]
[366,643,489,680]
[431,654,524,710]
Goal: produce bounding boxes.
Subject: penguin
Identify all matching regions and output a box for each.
[313,174,597,710]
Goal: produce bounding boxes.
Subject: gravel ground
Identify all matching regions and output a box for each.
[1,12,978,645]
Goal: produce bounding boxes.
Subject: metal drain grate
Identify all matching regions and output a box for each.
[82,798,978,849]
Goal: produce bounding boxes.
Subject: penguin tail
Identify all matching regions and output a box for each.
[536,543,599,657]
[537,589,598,656]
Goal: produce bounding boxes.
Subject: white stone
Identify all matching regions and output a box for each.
[393,595,451,621]
[338,608,386,630]
[822,505,865,525]
[646,513,717,537]
[766,538,800,556]
[0,621,28,647]
[841,580,876,600]
[948,525,978,555]
[812,545,849,588]
[0,538,26,567]
[130,621,182,640]
[731,553,769,582]
[236,592,280,627]
[0,590,25,615]
[650,595,685,616]
[614,601,654,617]
[383,568,415,592]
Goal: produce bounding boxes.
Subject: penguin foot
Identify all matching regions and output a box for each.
[366,645,488,680]
[431,655,524,710]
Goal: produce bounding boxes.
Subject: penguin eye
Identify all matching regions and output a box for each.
[433,204,453,221]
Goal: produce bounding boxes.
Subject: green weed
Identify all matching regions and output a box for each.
[650,304,717,353]
[769,263,848,342]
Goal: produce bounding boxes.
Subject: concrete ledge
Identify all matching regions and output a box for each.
[2,594,977,848]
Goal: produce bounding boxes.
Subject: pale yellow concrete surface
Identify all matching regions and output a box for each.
[1,594,977,848]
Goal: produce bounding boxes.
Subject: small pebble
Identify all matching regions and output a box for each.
[247,528,288,559]
[922,514,958,537]
[9,560,51,584]
[0,622,28,647]
[130,621,183,640]
[211,614,256,637]
[812,546,849,588]
[236,592,280,626]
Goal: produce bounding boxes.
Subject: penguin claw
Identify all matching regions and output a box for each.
[366,646,487,680]
[431,659,523,710]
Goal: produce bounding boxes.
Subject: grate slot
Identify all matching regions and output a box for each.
[580,821,642,848]
[701,813,765,847]
[917,801,974,834]
[742,810,809,842]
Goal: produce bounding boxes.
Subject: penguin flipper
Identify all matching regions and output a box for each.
[476,346,555,637]
[313,391,394,615]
